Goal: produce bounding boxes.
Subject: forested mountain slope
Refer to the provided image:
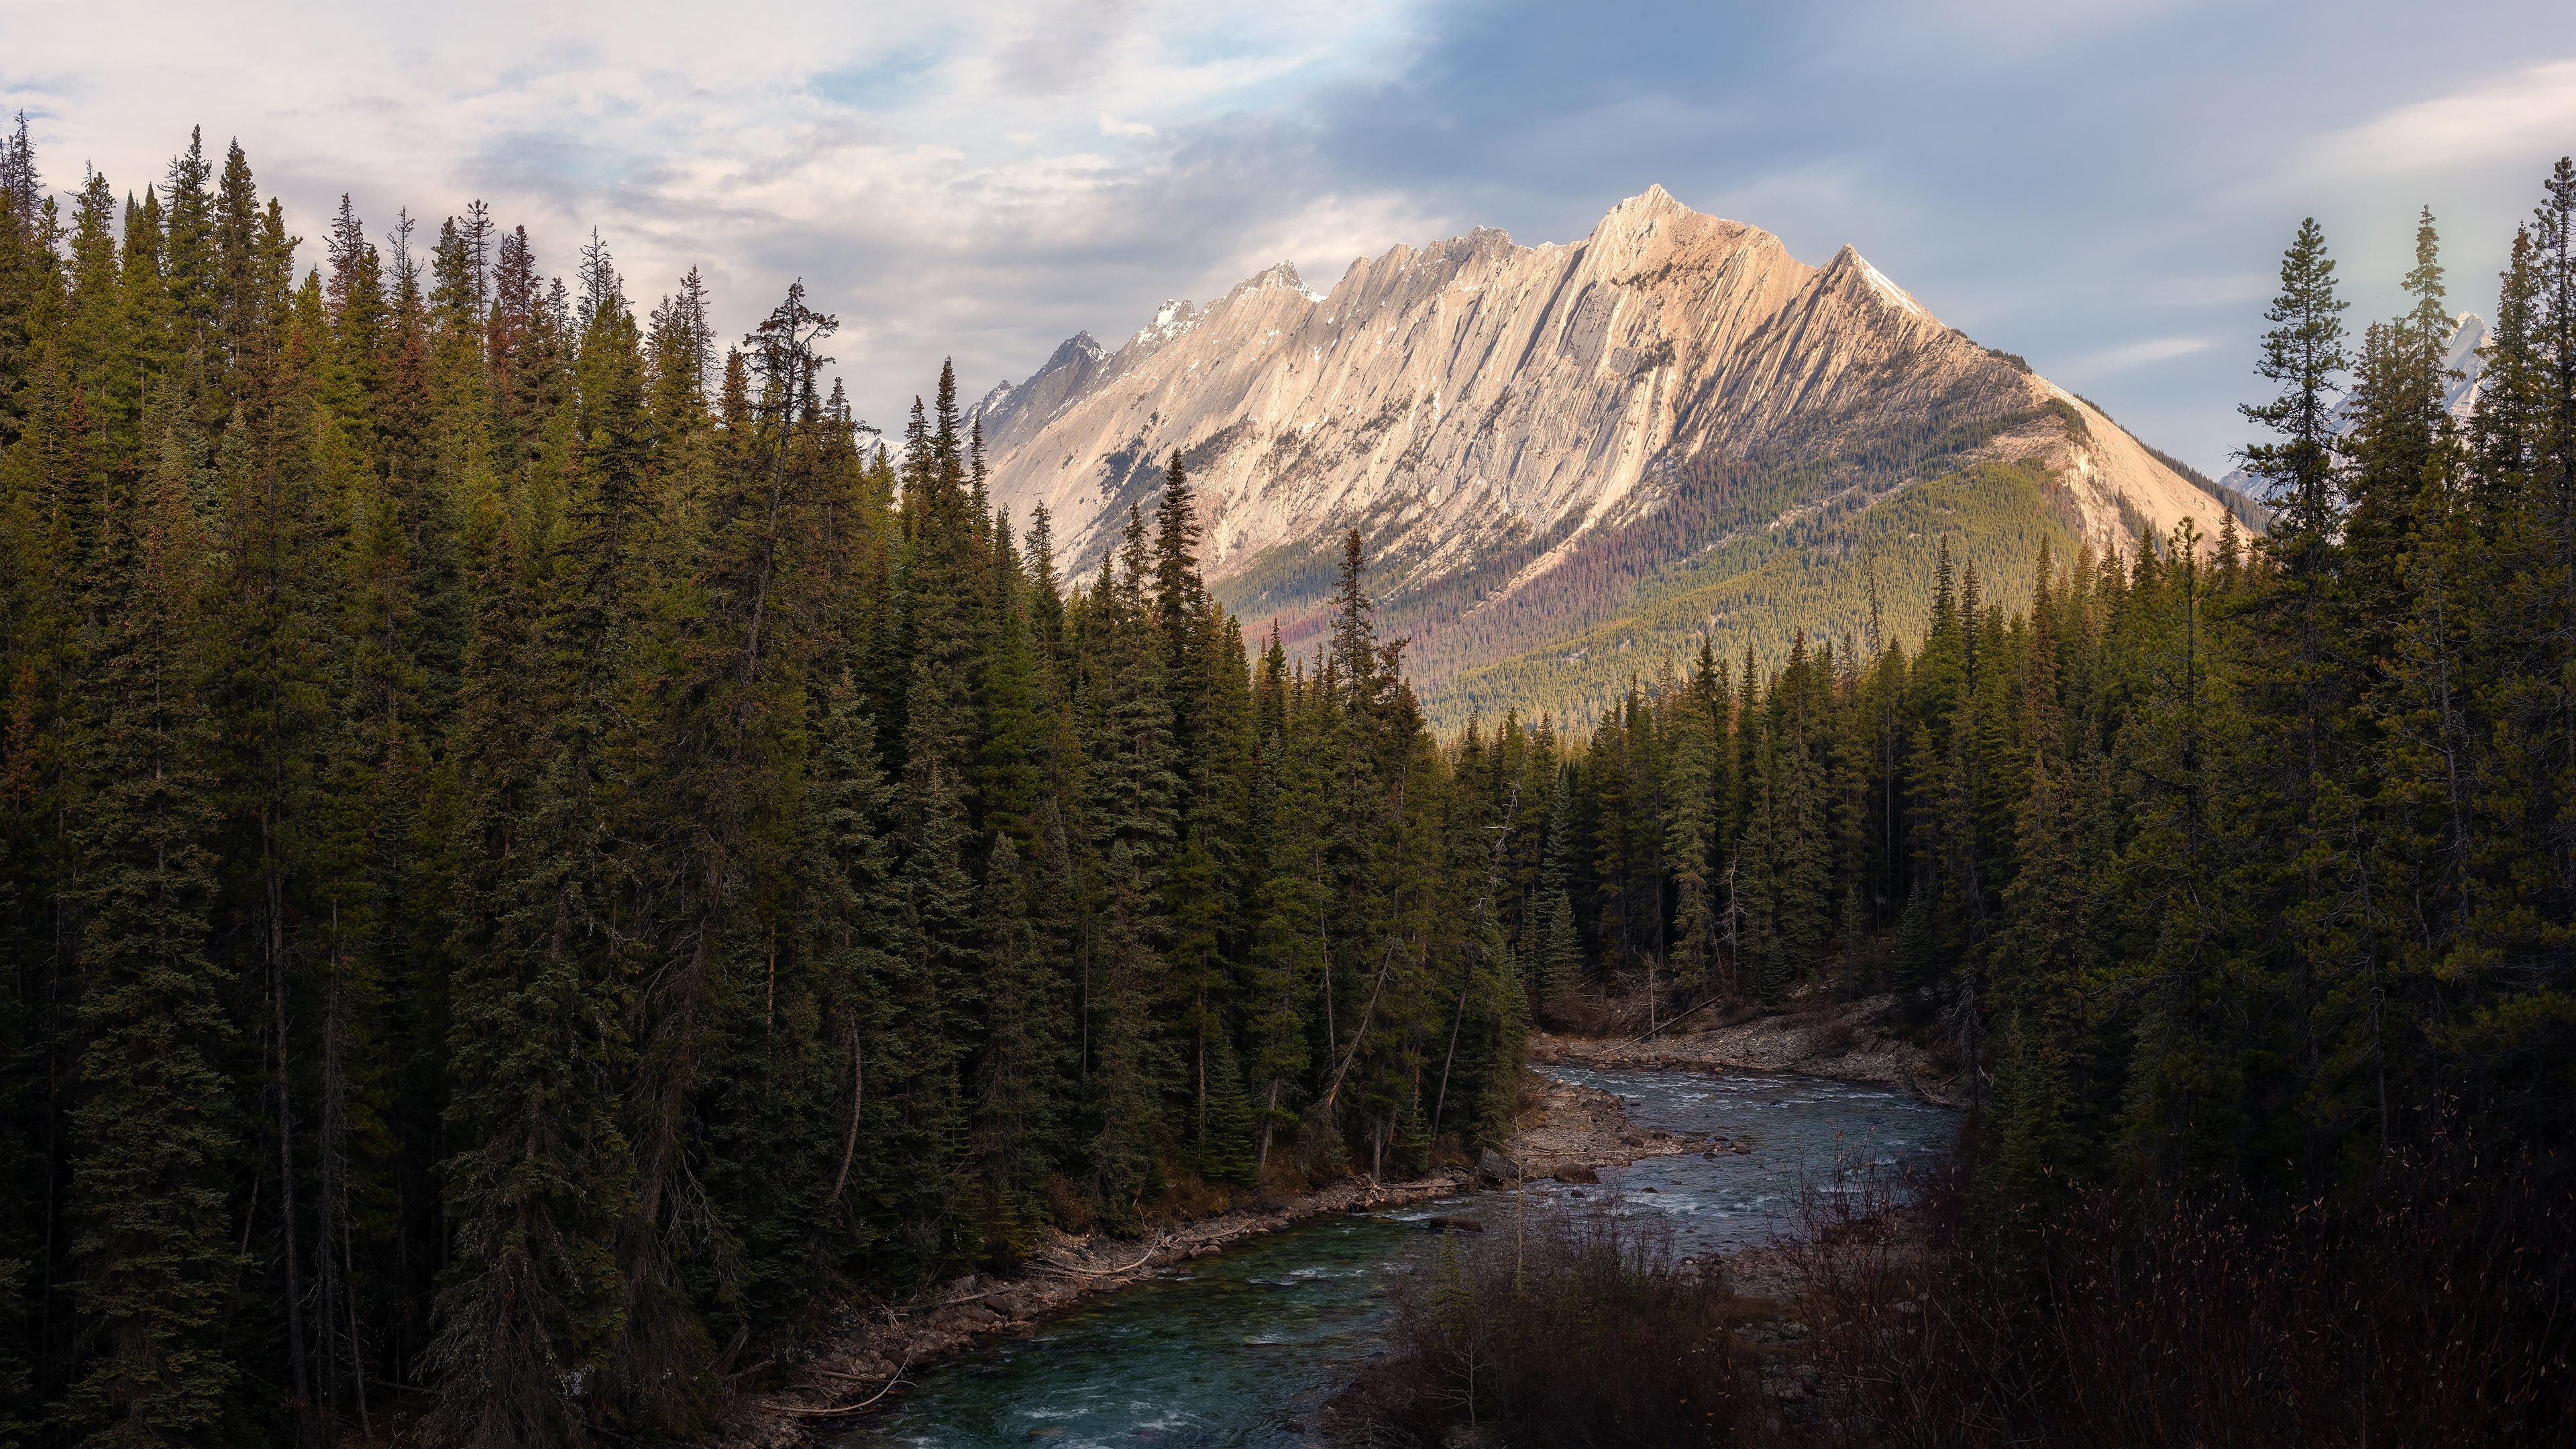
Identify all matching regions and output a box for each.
[976,187,2224,724]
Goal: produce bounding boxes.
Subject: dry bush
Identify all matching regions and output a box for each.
[1787,1130,2573,1448]
[1554,985,1629,1037]
[1713,999,1766,1029]
[1041,1171,1095,1234]
[1255,1155,1313,1201]
[1149,1169,1236,1222]
[1330,1209,1748,1447]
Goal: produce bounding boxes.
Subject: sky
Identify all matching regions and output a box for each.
[5,0,2574,475]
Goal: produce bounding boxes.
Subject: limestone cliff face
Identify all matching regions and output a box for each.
[977,187,2225,713]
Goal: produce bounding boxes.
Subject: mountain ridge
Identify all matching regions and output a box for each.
[976,187,2230,724]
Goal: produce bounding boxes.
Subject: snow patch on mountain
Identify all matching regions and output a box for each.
[1130,300,1200,352]
[972,186,2217,694]
[1854,252,1926,318]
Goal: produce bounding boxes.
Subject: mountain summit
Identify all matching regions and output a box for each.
[978,188,2229,723]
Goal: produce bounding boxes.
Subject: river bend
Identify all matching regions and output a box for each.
[853,1065,1953,1447]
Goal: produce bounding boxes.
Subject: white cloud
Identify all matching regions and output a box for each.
[7,0,2567,480]
[2319,58,2576,176]
[2079,335,2214,371]
[1826,0,2216,68]
[0,0,1438,425]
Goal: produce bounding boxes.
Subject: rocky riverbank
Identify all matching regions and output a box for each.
[1531,990,1968,1106]
[716,1075,1697,1444]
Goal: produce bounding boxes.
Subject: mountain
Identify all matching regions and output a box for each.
[2210,311,2488,511]
[977,186,2232,726]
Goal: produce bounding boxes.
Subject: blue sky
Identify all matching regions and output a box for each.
[6,0,2573,473]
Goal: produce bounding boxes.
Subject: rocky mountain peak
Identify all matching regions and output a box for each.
[975,189,2229,723]
[1821,244,1935,324]
[1233,260,1319,301]
[1128,300,1201,353]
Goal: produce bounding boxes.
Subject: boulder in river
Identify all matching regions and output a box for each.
[1426,1215,1485,1233]
[1554,1165,1601,1184]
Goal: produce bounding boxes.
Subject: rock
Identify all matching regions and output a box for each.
[1474,1148,1520,1183]
[956,1303,1002,1328]
[1426,1215,1484,1234]
[980,195,2219,706]
[1554,1166,1601,1185]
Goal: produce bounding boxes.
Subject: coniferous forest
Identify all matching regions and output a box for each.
[0,117,2570,1446]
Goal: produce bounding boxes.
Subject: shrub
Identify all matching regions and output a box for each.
[1332,1208,1748,1446]
[1788,1128,2574,1448]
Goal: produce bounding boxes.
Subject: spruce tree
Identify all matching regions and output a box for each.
[429,258,652,1446]
[63,429,240,1445]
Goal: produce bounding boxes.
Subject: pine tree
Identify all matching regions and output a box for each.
[429,256,653,1445]
[971,837,1062,1250]
[794,677,900,1274]
[63,429,241,1444]
[1664,642,1721,996]
[1079,511,1177,1219]
[63,169,138,442]
[1773,637,1830,991]
[1532,766,1582,1022]
[1242,651,1325,1174]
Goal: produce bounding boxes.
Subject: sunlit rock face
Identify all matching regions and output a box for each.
[977,187,2216,708]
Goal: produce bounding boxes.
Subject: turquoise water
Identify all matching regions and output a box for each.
[853,1067,1953,1447]
[1509,1065,1955,1258]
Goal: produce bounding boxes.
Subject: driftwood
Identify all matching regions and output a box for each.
[1627,993,1723,1044]
[767,1350,914,1418]
[1898,1066,1962,1109]
[1031,1233,1169,1279]
[810,1364,900,1385]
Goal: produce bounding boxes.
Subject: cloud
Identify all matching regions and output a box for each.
[2318,59,2576,176]
[0,0,1442,426]
[4,0,2573,475]
[2077,335,2214,371]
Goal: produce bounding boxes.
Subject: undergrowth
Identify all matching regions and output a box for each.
[1328,1210,1748,1447]
[1788,1124,2573,1447]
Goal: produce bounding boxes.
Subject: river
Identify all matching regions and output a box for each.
[851,1065,1954,1448]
